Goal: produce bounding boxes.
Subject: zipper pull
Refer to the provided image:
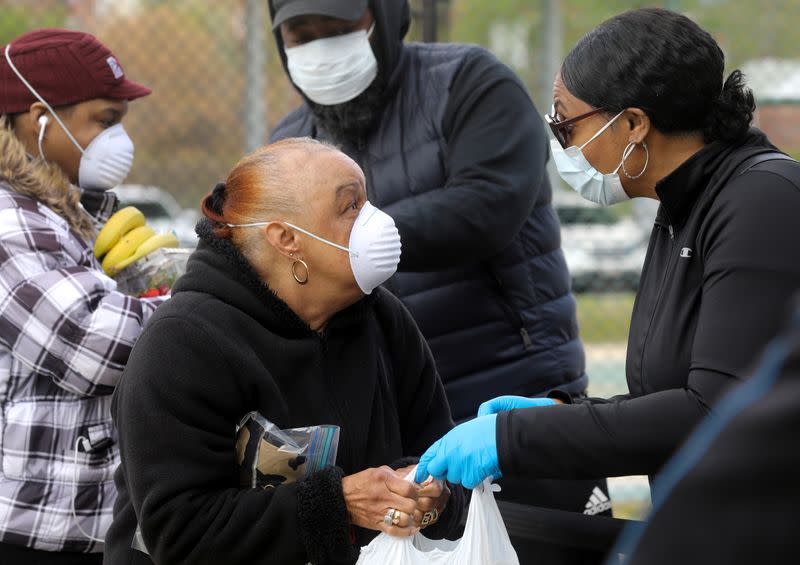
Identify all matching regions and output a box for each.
[668,225,675,239]
[520,327,533,350]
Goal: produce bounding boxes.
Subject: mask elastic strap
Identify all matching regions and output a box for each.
[613,142,638,175]
[4,43,86,155]
[226,220,357,257]
[367,22,376,39]
[578,109,626,151]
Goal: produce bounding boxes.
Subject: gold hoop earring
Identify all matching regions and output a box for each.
[291,259,309,285]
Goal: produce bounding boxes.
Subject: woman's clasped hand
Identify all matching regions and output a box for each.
[343,466,450,537]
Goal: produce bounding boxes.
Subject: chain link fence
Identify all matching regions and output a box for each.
[3,0,798,519]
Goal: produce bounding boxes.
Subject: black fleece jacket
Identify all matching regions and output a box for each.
[499,130,800,480]
[103,222,463,565]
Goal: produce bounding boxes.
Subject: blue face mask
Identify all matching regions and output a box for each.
[550,110,647,207]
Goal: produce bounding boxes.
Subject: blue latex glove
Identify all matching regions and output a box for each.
[414,414,500,489]
[477,395,556,417]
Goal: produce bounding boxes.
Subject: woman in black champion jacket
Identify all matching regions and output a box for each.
[415,8,800,495]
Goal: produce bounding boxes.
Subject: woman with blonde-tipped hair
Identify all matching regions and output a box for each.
[105,138,464,565]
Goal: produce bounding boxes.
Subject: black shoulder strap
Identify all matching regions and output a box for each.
[735,152,796,177]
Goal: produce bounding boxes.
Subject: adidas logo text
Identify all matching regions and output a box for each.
[584,486,612,516]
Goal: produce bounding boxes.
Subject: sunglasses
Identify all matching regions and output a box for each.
[544,105,607,149]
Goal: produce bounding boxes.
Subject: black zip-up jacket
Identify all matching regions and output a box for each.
[497,130,800,480]
[619,299,800,564]
[103,222,464,565]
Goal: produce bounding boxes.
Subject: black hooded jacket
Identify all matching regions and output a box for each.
[268,0,586,422]
[498,131,800,480]
[103,222,464,565]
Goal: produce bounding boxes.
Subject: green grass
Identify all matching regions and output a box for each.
[575,293,636,343]
[612,499,650,520]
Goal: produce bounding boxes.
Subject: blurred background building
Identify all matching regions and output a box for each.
[3,0,798,518]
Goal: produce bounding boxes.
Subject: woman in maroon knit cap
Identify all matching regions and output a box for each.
[0,29,159,564]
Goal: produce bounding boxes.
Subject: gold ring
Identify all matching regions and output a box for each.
[391,509,402,526]
[421,507,439,527]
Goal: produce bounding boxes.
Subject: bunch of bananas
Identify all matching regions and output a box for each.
[94,206,179,276]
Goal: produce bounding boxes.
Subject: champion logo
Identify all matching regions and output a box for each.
[680,247,693,258]
[106,56,124,79]
[583,486,612,516]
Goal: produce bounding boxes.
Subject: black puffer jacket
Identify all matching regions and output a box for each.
[269,0,586,421]
[103,222,464,565]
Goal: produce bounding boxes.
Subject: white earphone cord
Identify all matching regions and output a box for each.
[72,437,106,544]
[37,117,47,159]
[4,43,86,155]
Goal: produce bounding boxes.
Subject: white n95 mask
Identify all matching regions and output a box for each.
[550,109,632,207]
[285,24,378,106]
[228,201,402,295]
[346,201,402,294]
[4,43,135,191]
[77,123,135,191]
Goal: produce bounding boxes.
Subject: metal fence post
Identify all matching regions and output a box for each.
[542,0,563,189]
[245,0,267,152]
[541,0,562,113]
[422,0,438,43]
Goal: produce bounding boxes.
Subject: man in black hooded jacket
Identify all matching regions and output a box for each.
[267,1,609,561]
[268,0,586,424]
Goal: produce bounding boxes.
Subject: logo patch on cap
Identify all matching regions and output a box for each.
[106,56,124,79]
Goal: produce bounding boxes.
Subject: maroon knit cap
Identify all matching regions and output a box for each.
[0,28,151,115]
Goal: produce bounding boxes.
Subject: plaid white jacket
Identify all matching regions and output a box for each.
[0,184,164,552]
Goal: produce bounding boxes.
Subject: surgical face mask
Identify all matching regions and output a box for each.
[550,109,633,207]
[285,24,378,106]
[228,201,402,295]
[4,44,135,191]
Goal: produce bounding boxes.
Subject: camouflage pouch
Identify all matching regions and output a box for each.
[235,411,340,489]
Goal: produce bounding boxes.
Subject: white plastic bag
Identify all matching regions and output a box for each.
[356,479,519,565]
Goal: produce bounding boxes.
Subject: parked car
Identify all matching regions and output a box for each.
[553,189,653,293]
[113,184,199,247]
